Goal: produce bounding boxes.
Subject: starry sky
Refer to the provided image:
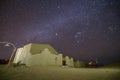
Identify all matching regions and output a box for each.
[0,0,120,64]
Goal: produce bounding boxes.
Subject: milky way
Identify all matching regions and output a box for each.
[0,0,120,64]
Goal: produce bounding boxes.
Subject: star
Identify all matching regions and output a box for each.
[108,27,113,31]
[74,32,82,38]
[77,40,80,44]
[57,6,61,9]
[55,33,58,36]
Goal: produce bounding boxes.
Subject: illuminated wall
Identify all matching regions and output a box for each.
[13,48,23,63]
[31,48,62,66]
[70,57,74,67]
[64,56,74,67]
[13,43,62,66]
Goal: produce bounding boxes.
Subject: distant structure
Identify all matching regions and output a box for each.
[74,60,80,68]
[74,60,85,68]
[13,43,62,66]
[87,60,97,68]
[63,56,74,67]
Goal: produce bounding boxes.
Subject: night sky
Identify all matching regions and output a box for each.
[0,0,120,64]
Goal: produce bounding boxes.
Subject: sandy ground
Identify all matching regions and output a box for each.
[0,65,120,80]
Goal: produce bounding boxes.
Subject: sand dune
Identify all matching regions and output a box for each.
[0,65,120,80]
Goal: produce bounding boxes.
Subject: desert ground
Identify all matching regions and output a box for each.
[0,65,120,80]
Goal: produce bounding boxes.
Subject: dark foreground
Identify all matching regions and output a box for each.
[0,65,120,80]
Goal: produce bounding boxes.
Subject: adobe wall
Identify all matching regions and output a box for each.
[13,48,23,63]
[31,48,62,66]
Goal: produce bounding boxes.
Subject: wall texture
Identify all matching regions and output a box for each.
[13,48,23,63]
[64,56,74,67]
[13,43,63,66]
